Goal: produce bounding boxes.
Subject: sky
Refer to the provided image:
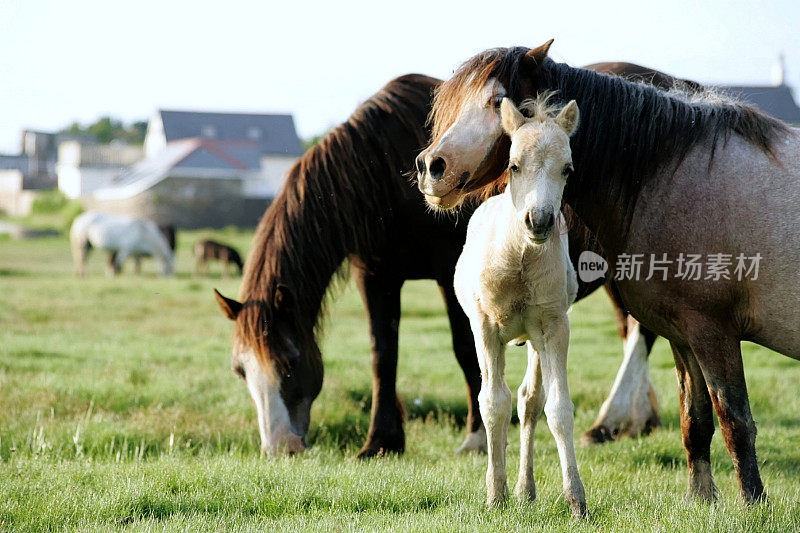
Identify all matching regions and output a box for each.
[1,0,798,153]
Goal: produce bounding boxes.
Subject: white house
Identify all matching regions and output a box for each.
[88,109,304,228]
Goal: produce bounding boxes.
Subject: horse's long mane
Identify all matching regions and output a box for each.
[434,47,790,234]
[542,58,789,232]
[237,74,438,370]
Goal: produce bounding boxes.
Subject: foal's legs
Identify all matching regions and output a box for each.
[535,313,586,517]
[353,267,406,458]
[438,282,485,454]
[515,343,544,501]
[670,341,717,501]
[474,319,511,507]
[682,320,764,502]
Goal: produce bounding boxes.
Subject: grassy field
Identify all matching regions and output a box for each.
[1,227,799,532]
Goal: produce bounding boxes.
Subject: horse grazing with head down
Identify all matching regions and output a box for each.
[417,40,800,502]
[456,95,585,514]
[194,239,244,277]
[70,211,174,277]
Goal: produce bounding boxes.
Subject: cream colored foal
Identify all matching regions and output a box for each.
[454,96,586,516]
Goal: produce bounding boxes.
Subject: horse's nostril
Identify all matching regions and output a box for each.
[415,155,425,175]
[429,157,446,181]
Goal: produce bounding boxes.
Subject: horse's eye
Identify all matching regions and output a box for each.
[562,164,573,177]
[488,95,503,109]
[509,164,519,173]
[233,364,246,380]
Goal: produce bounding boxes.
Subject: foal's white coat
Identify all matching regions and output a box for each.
[454,97,586,515]
[70,211,174,277]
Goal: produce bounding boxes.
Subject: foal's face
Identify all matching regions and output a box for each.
[215,290,323,456]
[501,98,579,243]
[416,78,509,209]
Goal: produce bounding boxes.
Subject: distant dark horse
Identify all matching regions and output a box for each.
[214,65,697,458]
[194,239,243,277]
[417,41,799,502]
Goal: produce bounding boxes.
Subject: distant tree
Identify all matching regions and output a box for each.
[60,117,147,145]
[302,134,324,151]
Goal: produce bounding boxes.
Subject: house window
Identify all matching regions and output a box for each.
[247,127,261,140]
[201,125,217,138]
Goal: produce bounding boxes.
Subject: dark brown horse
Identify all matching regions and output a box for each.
[417,41,800,502]
[194,239,243,277]
[213,66,691,458]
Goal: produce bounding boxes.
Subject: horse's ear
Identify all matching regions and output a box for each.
[522,39,554,70]
[214,289,242,321]
[500,98,526,135]
[556,100,580,136]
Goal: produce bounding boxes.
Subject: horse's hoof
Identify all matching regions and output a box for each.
[569,499,589,519]
[454,427,487,455]
[513,481,536,502]
[356,440,404,459]
[581,425,615,445]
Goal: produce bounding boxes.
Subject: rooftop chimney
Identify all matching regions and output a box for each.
[772,52,786,86]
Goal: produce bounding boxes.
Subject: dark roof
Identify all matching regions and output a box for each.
[158,110,304,156]
[716,84,800,124]
[0,154,28,172]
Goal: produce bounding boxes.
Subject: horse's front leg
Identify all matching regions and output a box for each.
[438,281,485,454]
[353,267,405,458]
[475,318,511,507]
[538,313,587,517]
[515,343,544,501]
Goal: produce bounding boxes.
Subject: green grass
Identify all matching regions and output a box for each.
[1,230,799,531]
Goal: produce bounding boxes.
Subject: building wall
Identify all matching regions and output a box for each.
[85,176,271,229]
[252,154,297,197]
[57,141,143,199]
[0,170,37,216]
[144,114,166,158]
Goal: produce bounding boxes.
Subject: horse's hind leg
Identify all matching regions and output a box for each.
[583,283,659,444]
[537,314,586,517]
[353,266,406,459]
[670,341,717,501]
[584,318,659,444]
[682,320,764,502]
[515,343,544,501]
[438,282,485,454]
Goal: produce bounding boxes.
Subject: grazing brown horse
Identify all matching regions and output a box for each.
[417,41,800,502]
[194,239,244,277]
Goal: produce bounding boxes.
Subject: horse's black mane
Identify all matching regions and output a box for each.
[538,57,789,233]
[238,74,438,369]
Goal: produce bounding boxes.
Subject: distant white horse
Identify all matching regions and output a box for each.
[454,95,586,516]
[70,212,174,277]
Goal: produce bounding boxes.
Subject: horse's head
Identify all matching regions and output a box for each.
[500,96,578,243]
[416,40,554,209]
[214,288,323,456]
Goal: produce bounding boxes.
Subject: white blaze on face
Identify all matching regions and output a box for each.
[235,345,304,455]
[419,78,507,205]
